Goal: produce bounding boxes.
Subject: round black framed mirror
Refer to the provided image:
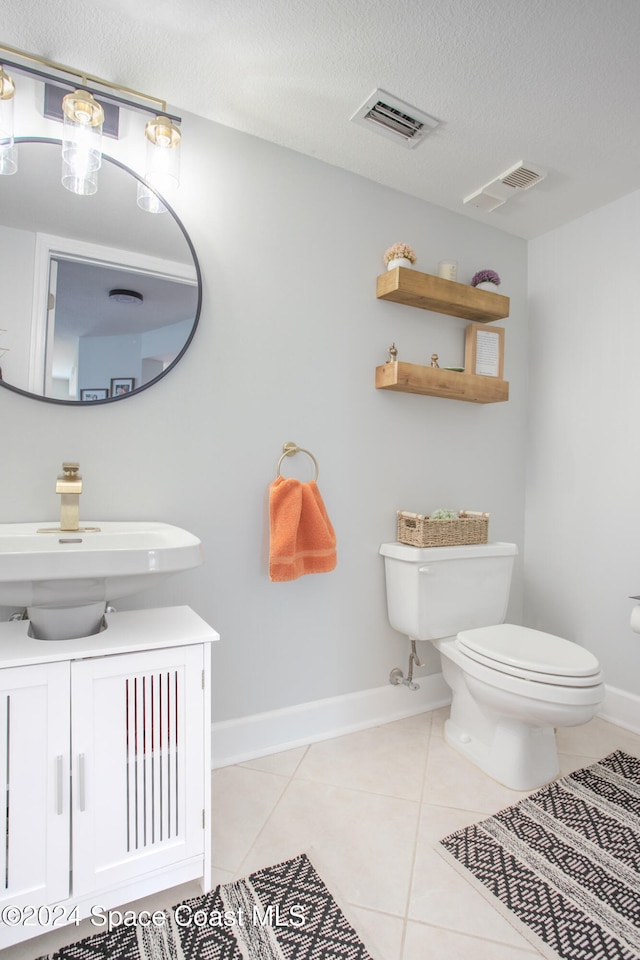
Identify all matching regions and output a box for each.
[0,138,201,404]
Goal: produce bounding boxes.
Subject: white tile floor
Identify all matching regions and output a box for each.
[7,709,640,960]
[212,710,640,960]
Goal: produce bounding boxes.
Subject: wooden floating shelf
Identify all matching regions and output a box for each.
[376,361,509,404]
[376,267,510,323]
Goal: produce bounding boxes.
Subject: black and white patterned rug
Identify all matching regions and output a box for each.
[439,749,640,960]
[37,853,374,960]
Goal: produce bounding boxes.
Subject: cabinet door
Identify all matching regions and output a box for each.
[71,645,205,896]
[0,662,70,912]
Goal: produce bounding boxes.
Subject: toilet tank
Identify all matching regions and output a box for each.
[380,541,517,641]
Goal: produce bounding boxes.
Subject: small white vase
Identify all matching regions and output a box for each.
[387,257,413,271]
[475,281,499,291]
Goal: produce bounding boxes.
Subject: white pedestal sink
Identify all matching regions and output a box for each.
[0,522,204,640]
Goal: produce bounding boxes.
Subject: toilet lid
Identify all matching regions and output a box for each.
[457,624,601,681]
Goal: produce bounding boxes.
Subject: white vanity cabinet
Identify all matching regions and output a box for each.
[0,661,70,913]
[0,606,218,949]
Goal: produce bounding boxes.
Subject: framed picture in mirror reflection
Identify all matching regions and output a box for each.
[111,378,135,396]
[80,388,109,401]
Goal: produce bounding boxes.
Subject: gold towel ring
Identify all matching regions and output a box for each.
[276,442,319,481]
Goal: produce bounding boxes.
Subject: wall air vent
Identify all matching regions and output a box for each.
[464,162,547,211]
[351,89,439,149]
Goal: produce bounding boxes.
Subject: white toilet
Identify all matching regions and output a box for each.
[380,540,604,790]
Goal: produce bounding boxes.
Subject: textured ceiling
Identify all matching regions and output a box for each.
[3,0,640,238]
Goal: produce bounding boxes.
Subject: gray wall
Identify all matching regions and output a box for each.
[526,188,640,697]
[0,111,528,723]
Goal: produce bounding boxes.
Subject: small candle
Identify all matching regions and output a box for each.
[438,260,458,281]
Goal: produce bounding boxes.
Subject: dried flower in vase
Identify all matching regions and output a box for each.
[470,269,501,287]
[383,243,417,267]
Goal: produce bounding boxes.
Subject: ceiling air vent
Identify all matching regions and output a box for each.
[464,162,547,211]
[499,162,545,190]
[351,89,439,149]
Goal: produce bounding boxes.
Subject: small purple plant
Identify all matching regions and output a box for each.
[471,269,501,287]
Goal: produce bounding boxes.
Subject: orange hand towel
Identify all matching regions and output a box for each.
[269,476,337,582]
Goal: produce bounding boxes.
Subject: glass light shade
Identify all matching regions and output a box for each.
[61,89,104,195]
[0,67,16,176]
[0,142,17,176]
[136,181,168,214]
[137,115,181,213]
[61,154,98,195]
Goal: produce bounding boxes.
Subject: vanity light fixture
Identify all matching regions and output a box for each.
[0,65,17,176]
[137,115,182,214]
[0,43,182,206]
[61,88,104,195]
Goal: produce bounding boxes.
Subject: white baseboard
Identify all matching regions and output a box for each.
[598,684,640,736]
[211,672,451,768]
[211,678,640,770]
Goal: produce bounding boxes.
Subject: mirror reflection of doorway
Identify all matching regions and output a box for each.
[43,251,198,400]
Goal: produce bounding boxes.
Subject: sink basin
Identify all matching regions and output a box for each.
[0,521,204,640]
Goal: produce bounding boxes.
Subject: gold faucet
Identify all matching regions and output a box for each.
[36,462,100,534]
[56,462,83,531]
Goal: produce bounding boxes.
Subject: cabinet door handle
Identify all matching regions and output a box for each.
[56,755,63,815]
[77,753,86,812]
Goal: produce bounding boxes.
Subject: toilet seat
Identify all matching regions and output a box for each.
[456,624,602,688]
[440,636,604,706]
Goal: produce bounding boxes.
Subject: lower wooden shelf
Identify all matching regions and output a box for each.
[376,361,509,404]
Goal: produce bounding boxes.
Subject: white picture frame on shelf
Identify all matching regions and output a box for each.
[464,323,504,379]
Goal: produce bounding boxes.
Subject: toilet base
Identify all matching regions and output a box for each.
[435,637,602,791]
[444,715,559,791]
